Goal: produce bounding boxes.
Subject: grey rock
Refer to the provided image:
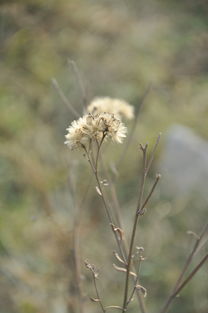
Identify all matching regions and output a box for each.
[159,125,208,199]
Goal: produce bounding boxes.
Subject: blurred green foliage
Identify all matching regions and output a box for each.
[0,1,208,313]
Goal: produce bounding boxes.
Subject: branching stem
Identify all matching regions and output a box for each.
[160,222,208,313]
[122,145,147,313]
[160,253,208,313]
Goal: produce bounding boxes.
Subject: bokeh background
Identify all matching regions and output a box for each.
[0,1,208,313]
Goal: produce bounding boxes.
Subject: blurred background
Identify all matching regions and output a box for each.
[0,0,208,313]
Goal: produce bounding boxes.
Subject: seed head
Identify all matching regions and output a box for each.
[87,97,134,120]
[65,112,127,150]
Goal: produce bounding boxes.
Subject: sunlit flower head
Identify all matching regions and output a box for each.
[64,116,89,150]
[65,113,127,150]
[87,97,134,120]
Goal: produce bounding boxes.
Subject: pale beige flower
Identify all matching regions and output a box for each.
[65,112,127,150]
[87,97,134,120]
[64,116,89,150]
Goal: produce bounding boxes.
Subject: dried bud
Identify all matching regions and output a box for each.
[136,285,147,297]
[84,260,99,278]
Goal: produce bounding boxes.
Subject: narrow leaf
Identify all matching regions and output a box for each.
[95,186,102,196]
[113,251,126,265]
[90,297,100,302]
[113,264,137,278]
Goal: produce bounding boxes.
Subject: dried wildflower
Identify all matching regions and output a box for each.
[65,112,127,150]
[64,116,89,150]
[87,97,134,120]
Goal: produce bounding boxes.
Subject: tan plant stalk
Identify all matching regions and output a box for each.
[160,222,208,313]
[82,137,126,262]
[121,139,161,313]
[160,253,208,313]
[121,144,148,313]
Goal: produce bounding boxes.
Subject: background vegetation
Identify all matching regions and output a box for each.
[0,1,208,313]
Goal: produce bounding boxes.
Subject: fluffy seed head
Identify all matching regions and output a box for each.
[87,97,134,120]
[65,113,127,150]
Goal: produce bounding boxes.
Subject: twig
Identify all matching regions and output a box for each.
[99,157,127,259]
[100,156,148,313]
[145,133,161,175]
[67,59,87,109]
[126,251,144,307]
[138,174,161,215]
[72,178,92,313]
[116,85,152,169]
[52,78,80,118]
[173,222,208,292]
[160,222,208,313]
[85,260,106,313]
[92,274,106,313]
[83,143,126,264]
[160,253,208,313]
[122,144,148,313]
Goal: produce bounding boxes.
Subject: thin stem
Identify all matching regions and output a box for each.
[138,174,161,214]
[126,254,143,307]
[84,143,126,263]
[173,222,208,292]
[94,166,126,263]
[100,156,147,313]
[160,253,208,313]
[126,286,136,308]
[160,222,208,313]
[92,274,106,313]
[145,133,161,175]
[72,179,92,313]
[116,85,152,169]
[92,139,126,262]
[100,156,127,262]
[51,78,80,118]
[67,59,87,109]
[122,145,147,313]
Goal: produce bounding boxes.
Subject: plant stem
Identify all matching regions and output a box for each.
[138,174,161,214]
[51,78,80,117]
[159,222,208,313]
[160,253,208,313]
[84,143,126,263]
[116,85,152,169]
[100,157,147,313]
[122,145,147,313]
[92,273,106,313]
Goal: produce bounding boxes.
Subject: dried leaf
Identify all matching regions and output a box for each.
[105,305,123,310]
[136,285,147,297]
[100,179,109,186]
[136,246,144,252]
[187,230,200,240]
[90,297,100,302]
[110,162,119,177]
[95,186,102,196]
[111,224,124,240]
[113,251,126,265]
[113,264,137,278]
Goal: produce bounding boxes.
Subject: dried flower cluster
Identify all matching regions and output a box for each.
[65,112,127,150]
[87,97,134,120]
